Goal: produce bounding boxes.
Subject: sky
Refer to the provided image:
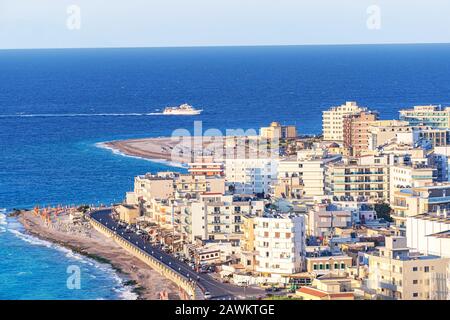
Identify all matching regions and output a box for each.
[1,0,450,49]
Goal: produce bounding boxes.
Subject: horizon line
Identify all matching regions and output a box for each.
[1,41,450,51]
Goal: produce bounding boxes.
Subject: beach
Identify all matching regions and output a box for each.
[100,135,271,165]
[99,137,187,165]
[18,210,181,300]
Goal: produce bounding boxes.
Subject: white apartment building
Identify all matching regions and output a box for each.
[368,120,412,150]
[276,150,341,197]
[322,101,368,142]
[406,214,450,259]
[254,213,306,276]
[189,194,265,243]
[399,105,450,129]
[389,164,435,202]
[224,158,278,195]
[393,184,450,237]
[325,155,390,202]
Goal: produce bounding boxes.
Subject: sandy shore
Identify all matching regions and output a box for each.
[100,137,188,165]
[18,210,180,300]
[100,135,272,165]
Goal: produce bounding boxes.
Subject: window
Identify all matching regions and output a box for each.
[424,266,430,273]
[412,267,418,272]
[413,280,418,284]
[413,293,418,298]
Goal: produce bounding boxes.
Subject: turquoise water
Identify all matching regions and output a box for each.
[0,212,137,299]
[1,44,450,299]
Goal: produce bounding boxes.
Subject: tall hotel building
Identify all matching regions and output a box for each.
[399,105,450,129]
[322,101,368,142]
[325,156,390,203]
[343,110,378,156]
[254,213,306,276]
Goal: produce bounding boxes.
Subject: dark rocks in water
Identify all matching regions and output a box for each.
[8,209,26,217]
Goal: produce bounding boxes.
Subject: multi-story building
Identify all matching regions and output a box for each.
[392,184,450,236]
[322,101,369,142]
[343,110,378,156]
[224,158,278,195]
[325,156,390,202]
[188,159,224,176]
[368,120,412,150]
[260,122,297,140]
[145,197,189,231]
[367,236,448,300]
[399,105,450,129]
[241,215,257,271]
[133,172,175,203]
[273,176,304,199]
[173,174,226,195]
[414,126,450,147]
[190,194,264,243]
[389,164,435,207]
[276,150,341,198]
[430,146,450,182]
[131,172,226,206]
[406,214,450,259]
[307,203,353,237]
[254,213,306,276]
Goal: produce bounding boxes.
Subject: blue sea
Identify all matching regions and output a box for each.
[1,44,450,299]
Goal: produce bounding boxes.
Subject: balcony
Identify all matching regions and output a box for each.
[427,196,450,204]
[379,281,399,292]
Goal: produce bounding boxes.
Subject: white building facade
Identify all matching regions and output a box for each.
[254,214,306,276]
[322,101,368,142]
[224,158,278,195]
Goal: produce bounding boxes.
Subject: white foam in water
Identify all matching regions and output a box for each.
[0,213,7,226]
[8,229,55,248]
[8,227,137,300]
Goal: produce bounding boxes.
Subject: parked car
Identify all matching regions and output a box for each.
[204,291,211,300]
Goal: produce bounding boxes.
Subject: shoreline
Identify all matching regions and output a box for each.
[17,210,181,300]
[96,139,187,169]
[97,134,272,167]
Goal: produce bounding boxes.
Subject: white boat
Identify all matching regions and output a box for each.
[162,104,202,115]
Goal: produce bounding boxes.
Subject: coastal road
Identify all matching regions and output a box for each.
[90,209,265,300]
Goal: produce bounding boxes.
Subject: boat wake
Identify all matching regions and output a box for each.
[0,113,164,118]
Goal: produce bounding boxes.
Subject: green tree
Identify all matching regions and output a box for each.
[374,203,393,222]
